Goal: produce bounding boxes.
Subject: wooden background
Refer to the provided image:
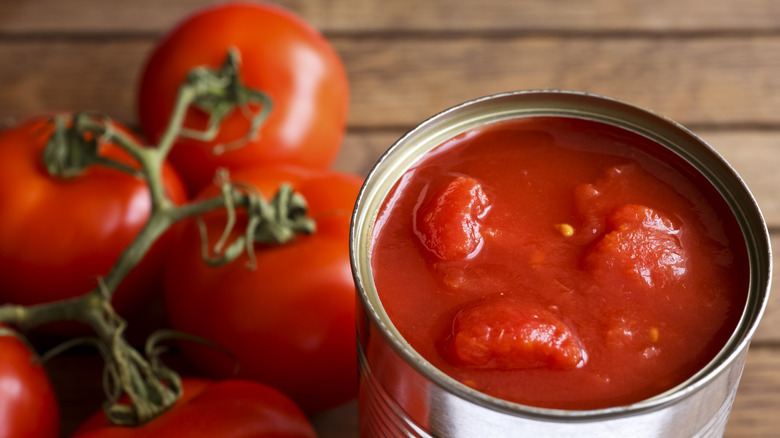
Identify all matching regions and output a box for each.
[1,0,778,436]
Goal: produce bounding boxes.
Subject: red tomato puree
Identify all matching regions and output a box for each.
[370,116,748,410]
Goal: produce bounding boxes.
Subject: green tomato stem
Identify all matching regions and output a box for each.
[0,48,312,427]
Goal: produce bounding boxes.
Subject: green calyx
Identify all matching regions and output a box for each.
[200,172,316,269]
[179,47,273,155]
[42,113,102,178]
[0,47,313,428]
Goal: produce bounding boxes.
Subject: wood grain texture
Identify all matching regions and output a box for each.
[0,36,779,127]
[1,0,780,34]
[1,0,777,436]
[724,348,780,438]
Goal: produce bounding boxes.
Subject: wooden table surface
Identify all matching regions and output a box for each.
[1,0,779,436]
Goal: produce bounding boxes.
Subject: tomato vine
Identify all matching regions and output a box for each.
[0,48,315,426]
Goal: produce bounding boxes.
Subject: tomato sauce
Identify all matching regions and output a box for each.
[370,116,748,410]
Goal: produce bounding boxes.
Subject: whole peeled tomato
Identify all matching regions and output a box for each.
[74,378,316,438]
[138,2,350,195]
[0,115,187,320]
[0,327,60,438]
[163,166,361,413]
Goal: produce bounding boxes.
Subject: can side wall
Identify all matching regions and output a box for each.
[350,90,772,438]
[356,317,748,437]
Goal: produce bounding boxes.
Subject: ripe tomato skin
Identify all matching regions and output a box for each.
[0,328,60,438]
[163,166,361,413]
[74,378,316,438]
[138,2,350,195]
[0,116,187,318]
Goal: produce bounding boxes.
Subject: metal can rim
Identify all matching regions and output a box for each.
[350,89,773,422]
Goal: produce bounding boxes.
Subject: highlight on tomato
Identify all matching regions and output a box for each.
[138,1,350,195]
[0,115,187,319]
[163,165,362,413]
[73,378,316,438]
[0,327,60,438]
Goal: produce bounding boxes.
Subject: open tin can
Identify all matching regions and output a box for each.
[349,90,772,437]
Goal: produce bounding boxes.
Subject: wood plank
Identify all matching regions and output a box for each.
[0,37,779,129]
[343,36,780,128]
[333,130,399,176]
[0,41,149,124]
[1,0,780,34]
[700,131,780,231]
[724,347,780,437]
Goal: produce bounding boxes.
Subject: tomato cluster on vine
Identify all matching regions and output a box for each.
[0,2,358,436]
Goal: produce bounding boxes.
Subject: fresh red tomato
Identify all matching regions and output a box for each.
[138,2,350,195]
[74,378,316,437]
[0,327,60,438]
[163,166,361,413]
[0,115,187,319]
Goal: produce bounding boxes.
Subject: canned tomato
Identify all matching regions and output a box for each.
[350,90,772,437]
